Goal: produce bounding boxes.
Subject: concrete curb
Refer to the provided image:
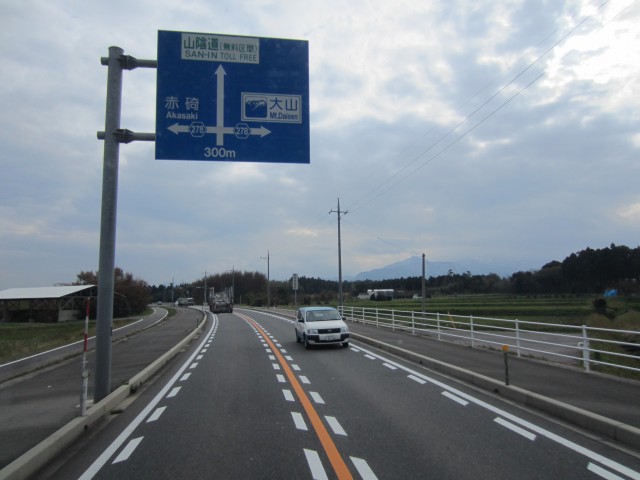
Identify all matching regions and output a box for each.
[352,332,640,451]
[0,314,207,480]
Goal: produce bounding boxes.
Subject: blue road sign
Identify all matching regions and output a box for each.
[156,30,310,163]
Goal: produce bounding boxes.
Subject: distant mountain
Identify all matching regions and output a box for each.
[350,256,526,281]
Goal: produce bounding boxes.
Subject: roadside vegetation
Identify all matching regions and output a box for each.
[3,244,638,374]
[0,307,174,364]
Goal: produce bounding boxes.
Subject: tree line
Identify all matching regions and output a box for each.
[79,244,640,315]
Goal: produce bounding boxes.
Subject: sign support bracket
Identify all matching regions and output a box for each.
[94,47,156,402]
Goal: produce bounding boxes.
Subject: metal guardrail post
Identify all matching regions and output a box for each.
[582,325,591,372]
[342,305,637,373]
[470,315,475,348]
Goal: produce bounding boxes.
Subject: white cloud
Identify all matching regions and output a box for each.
[617,202,640,221]
[1,0,640,290]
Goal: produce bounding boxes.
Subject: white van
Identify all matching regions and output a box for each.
[295,306,349,349]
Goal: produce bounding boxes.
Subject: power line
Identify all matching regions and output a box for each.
[347,1,612,216]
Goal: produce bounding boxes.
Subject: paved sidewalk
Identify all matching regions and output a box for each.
[347,320,640,430]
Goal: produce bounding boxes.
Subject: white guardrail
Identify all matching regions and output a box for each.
[338,306,640,375]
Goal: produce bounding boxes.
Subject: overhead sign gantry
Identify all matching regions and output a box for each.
[155,30,310,164]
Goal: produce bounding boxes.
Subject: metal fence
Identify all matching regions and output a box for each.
[338,305,640,375]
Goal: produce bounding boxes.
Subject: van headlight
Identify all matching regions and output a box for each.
[307,329,318,335]
[340,327,349,333]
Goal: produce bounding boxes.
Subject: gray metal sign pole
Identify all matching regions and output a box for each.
[94,46,124,402]
[95,47,156,402]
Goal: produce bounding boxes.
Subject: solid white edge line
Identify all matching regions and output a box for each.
[0,314,153,369]
[352,343,640,480]
[494,417,536,441]
[112,437,143,464]
[77,315,217,480]
[351,456,379,480]
[304,449,328,480]
[588,462,626,480]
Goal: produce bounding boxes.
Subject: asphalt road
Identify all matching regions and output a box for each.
[38,309,640,480]
[0,306,202,469]
[0,307,172,384]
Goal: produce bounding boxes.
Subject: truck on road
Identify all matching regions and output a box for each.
[209,294,233,313]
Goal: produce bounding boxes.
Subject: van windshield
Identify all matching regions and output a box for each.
[307,310,341,321]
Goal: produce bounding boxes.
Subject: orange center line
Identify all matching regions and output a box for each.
[238,313,353,480]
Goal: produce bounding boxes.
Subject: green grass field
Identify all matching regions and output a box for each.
[0,307,172,364]
[344,294,640,329]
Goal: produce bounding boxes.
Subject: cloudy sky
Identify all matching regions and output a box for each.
[1,0,639,290]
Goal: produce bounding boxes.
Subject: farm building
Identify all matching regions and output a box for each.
[0,285,95,323]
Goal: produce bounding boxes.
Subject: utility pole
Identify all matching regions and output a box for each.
[261,252,270,308]
[330,198,347,307]
[422,253,426,314]
[203,270,207,311]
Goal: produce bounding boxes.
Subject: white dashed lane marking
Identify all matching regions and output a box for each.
[147,407,166,423]
[291,412,308,431]
[167,387,181,398]
[494,417,536,441]
[112,437,143,464]
[309,391,325,404]
[442,391,468,406]
[325,416,347,436]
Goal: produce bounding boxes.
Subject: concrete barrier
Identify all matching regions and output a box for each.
[0,314,207,480]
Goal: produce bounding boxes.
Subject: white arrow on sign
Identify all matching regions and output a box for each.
[166,65,271,144]
[216,65,225,145]
[167,123,271,138]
